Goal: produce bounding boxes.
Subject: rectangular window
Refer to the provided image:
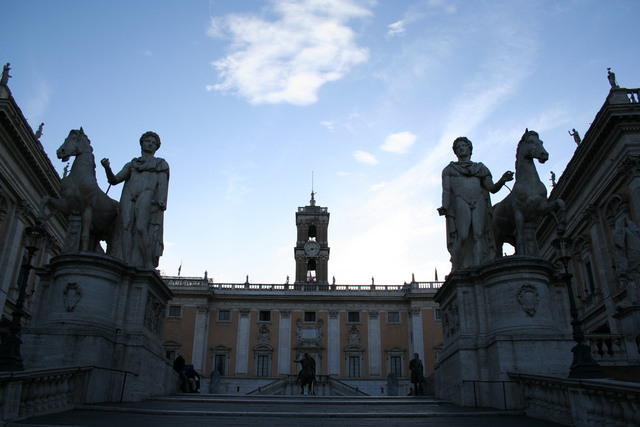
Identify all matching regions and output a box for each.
[387,311,400,323]
[304,311,316,322]
[218,310,231,321]
[168,305,181,317]
[256,355,270,377]
[434,309,442,321]
[347,311,360,323]
[390,356,402,376]
[348,356,361,378]
[214,354,226,376]
[259,310,271,322]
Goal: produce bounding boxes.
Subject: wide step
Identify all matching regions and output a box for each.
[13,395,561,426]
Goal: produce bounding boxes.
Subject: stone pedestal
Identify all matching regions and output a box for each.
[22,253,176,402]
[433,257,574,409]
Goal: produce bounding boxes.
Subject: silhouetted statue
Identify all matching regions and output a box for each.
[101,131,169,269]
[607,67,619,89]
[568,128,581,145]
[492,129,565,256]
[0,63,11,86]
[409,353,424,396]
[439,137,513,270]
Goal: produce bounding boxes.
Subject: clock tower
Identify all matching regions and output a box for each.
[294,192,330,287]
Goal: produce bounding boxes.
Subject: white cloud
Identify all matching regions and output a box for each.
[387,20,405,36]
[143,49,153,57]
[369,182,386,191]
[353,150,378,165]
[321,120,336,131]
[207,0,371,105]
[381,131,417,153]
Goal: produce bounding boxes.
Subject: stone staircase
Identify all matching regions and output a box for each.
[247,374,369,396]
[10,394,560,426]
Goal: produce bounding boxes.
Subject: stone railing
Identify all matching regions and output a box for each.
[608,87,640,104]
[163,276,442,293]
[586,334,628,364]
[509,372,640,426]
[0,366,91,422]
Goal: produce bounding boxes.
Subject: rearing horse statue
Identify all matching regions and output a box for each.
[40,128,119,253]
[492,129,565,257]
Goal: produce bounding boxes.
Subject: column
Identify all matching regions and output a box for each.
[410,308,425,362]
[367,311,381,376]
[277,311,291,375]
[328,311,340,375]
[235,309,251,375]
[191,306,209,372]
[0,215,23,309]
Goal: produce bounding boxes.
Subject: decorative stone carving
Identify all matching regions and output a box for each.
[101,131,169,269]
[296,318,323,348]
[328,311,338,319]
[613,214,640,303]
[62,282,82,312]
[493,129,565,257]
[40,129,119,254]
[143,293,164,335]
[439,136,513,270]
[348,324,360,346]
[280,310,291,319]
[517,284,540,317]
[257,324,271,345]
[442,300,459,338]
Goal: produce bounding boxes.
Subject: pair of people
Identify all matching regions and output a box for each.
[173,355,200,393]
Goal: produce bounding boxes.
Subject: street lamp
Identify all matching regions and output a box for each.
[552,229,604,379]
[0,224,44,371]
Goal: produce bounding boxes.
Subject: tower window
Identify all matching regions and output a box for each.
[308,224,317,239]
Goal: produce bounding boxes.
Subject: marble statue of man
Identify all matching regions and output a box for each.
[1,63,11,86]
[101,131,169,269]
[568,128,581,145]
[439,137,513,270]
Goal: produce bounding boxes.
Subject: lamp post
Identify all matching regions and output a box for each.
[552,230,604,379]
[0,225,44,371]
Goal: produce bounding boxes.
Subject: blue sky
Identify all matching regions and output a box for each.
[2,0,639,283]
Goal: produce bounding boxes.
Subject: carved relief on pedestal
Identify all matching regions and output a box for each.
[62,282,82,312]
[442,300,459,338]
[144,293,164,335]
[517,284,540,317]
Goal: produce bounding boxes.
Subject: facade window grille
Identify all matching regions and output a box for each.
[256,355,270,377]
[348,355,361,377]
[390,356,402,376]
[168,305,181,317]
[387,311,400,323]
[304,311,316,322]
[348,311,360,323]
[259,310,271,322]
[218,310,231,321]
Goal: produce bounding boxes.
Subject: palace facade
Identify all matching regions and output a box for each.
[162,194,443,395]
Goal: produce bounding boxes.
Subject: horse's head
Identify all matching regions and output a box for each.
[518,128,548,163]
[57,127,93,162]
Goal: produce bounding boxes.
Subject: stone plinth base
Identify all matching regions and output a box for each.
[22,253,176,402]
[433,257,574,409]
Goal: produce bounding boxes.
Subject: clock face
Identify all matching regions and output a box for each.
[304,241,320,257]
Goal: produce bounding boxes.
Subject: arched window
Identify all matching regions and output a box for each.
[308,224,317,240]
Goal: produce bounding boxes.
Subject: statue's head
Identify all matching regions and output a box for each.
[139,131,161,151]
[452,137,472,157]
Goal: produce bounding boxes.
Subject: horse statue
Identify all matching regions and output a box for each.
[295,353,316,395]
[492,129,565,257]
[40,128,119,253]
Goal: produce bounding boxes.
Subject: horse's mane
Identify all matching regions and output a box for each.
[516,128,538,160]
[70,129,94,153]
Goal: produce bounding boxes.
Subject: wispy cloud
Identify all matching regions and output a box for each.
[25,79,50,124]
[353,150,378,165]
[206,0,372,105]
[387,20,405,37]
[381,131,416,153]
[321,120,336,131]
